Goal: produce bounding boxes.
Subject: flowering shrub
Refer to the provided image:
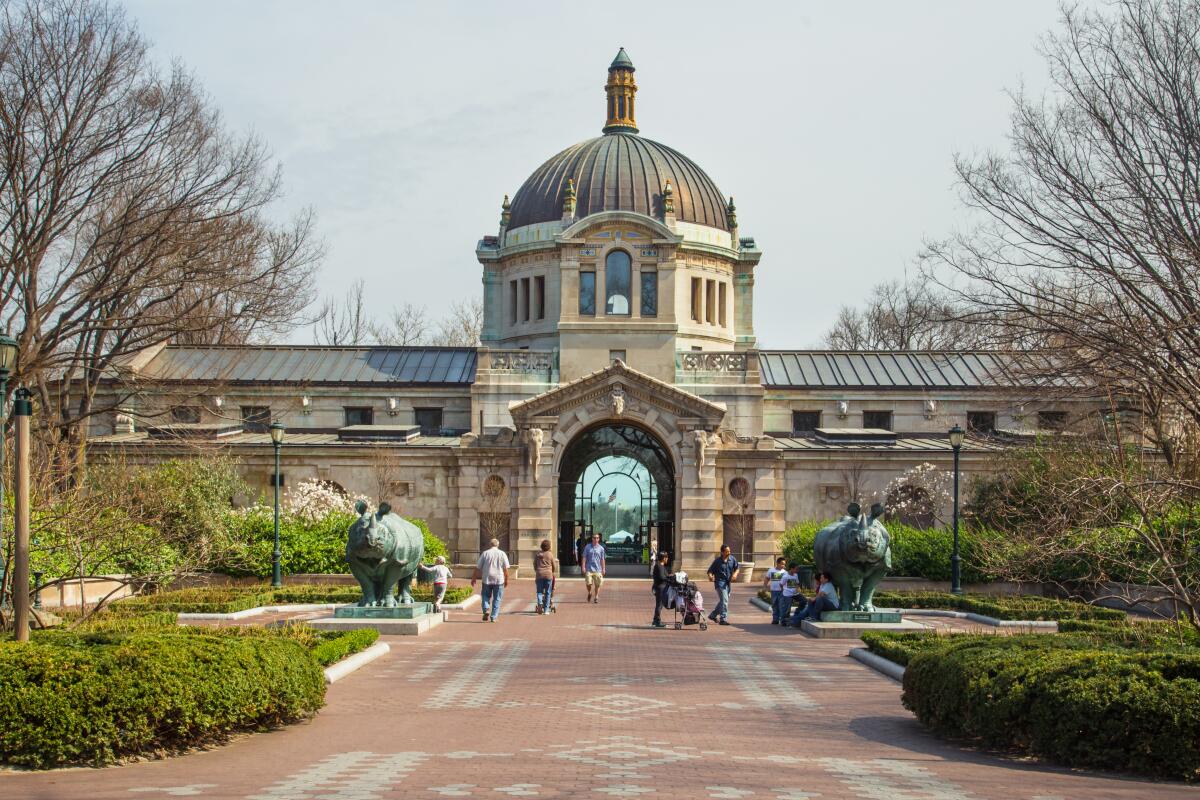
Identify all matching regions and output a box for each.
[884,462,953,528]
[283,479,370,523]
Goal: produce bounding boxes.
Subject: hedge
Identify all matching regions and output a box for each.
[0,631,324,768]
[311,629,379,667]
[872,591,1127,621]
[107,582,472,614]
[901,635,1200,780]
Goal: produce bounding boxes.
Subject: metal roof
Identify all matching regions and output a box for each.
[758,351,1073,390]
[772,434,1008,453]
[88,431,464,448]
[139,346,477,386]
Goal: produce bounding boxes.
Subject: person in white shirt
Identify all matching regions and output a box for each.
[418,556,453,612]
[762,556,789,625]
[471,539,510,622]
[794,571,840,626]
[778,564,803,627]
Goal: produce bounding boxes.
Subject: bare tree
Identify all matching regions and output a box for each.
[369,302,431,346]
[822,275,982,350]
[0,0,321,480]
[924,0,1200,470]
[430,298,483,347]
[314,279,369,345]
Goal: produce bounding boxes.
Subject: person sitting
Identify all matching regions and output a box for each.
[792,571,839,625]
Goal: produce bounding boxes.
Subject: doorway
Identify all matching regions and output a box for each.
[557,423,675,577]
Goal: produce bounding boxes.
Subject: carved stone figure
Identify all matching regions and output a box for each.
[346,501,425,607]
[610,388,625,417]
[813,503,892,612]
[694,430,716,478]
[526,427,544,473]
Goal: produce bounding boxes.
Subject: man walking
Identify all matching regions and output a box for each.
[650,550,671,628]
[706,545,740,625]
[471,538,510,622]
[582,532,607,603]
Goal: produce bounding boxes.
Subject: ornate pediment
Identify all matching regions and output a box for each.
[509,360,726,428]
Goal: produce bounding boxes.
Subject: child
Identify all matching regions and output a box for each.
[778,564,804,627]
[763,556,788,625]
[418,556,453,612]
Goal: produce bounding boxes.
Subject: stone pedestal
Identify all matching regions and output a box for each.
[800,617,926,639]
[820,610,902,624]
[309,603,443,636]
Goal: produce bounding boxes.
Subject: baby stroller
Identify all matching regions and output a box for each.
[665,572,708,631]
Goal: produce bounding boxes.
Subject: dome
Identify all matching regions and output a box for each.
[507,132,730,232]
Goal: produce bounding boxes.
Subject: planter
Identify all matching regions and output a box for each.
[736,563,756,583]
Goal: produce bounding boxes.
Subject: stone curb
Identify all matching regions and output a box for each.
[440,594,481,611]
[323,641,391,684]
[849,647,905,682]
[178,603,341,621]
[896,608,1058,630]
[749,596,772,613]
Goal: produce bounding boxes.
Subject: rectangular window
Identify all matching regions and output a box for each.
[706,280,717,323]
[691,277,702,321]
[792,411,821,433]
[609,349,626,365]
[535,275,545,320]
[241,406,270,433]
[718,282,728,327]
[520,277,530,322]
[509,280,517,324]
[640,270,657,317]
[344,407,374,427]
[967,411,997,434]
[414,407,443,434]
[863,410,893,431]
[579,271,596,315]
[1038,410,1068,431]
[171,405,201,424]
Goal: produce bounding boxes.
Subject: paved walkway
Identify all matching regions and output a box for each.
[5,581,1194,799]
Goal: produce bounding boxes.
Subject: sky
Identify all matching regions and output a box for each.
[123,0,1085,348]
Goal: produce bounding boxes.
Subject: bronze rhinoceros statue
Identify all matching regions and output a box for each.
[813,502,892,612]
[346,501,425,606]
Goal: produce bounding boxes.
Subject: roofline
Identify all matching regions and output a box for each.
[159,344,478,352]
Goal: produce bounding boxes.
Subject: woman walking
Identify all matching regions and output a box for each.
[651,550,671,628]
[534,539,557,614]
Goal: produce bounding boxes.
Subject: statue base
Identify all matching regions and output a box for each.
[800,617,927,639]
[820,610,902,624]
[310,602,442,636]
[334,603,433,619]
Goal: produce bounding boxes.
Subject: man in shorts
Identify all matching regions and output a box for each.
[582,533,607,604]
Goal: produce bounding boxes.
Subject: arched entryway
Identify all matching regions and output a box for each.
[557,423,675,577]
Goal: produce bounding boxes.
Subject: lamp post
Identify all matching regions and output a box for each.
[0,333,17,608]
[270,421,285,589]
[948,424,965,596]
[12,388,31,641]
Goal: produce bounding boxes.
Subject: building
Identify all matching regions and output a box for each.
[89,51,1093,573]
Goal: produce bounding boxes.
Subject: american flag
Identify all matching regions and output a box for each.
[607,488,617,503]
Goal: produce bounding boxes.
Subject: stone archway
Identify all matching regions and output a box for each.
[556,422,676,577]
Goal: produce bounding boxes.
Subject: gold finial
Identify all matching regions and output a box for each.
[663,179,675,215]
[500,194,511,227]
[563,178,577,216]
[603,48,638,134]
[726,196,737,229]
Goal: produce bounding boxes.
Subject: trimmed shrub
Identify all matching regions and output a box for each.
[872,591,1126,621]
[311,629,379,667]
[901,636,1200,780]
[0,631,324,768]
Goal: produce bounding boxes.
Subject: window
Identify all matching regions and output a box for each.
[605,250,631,315]
[520,277,530,322]
[706,279,717,323]
[609,350,626,365]
[691,277,702,321]
[1038,410,1068,431]
[579,271,596,315]
[171,406,201,424]
[640,270,657,316]
[344,407,374,427]
[792,411,821,433]
[863,410,893,430]
[241,406,270,433]
[509,280,517,324]
[718,282,728,327]
[967,411,997,434]
[534,275,545,320]
[414,407,443,434]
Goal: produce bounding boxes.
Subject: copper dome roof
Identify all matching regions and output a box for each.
[506,132,730,232]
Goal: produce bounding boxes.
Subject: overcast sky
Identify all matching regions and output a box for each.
[124,0,1086,348]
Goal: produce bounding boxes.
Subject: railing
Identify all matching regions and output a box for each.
[676,351,749,372]
[482,349,558,374]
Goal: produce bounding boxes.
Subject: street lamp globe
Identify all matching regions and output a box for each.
[948,424,965,450]
[270,420,286,444]
[0,333,18,376]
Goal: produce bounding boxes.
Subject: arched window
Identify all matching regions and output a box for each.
[605,250,631,315]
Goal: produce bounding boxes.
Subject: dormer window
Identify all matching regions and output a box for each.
[605,250,631,316]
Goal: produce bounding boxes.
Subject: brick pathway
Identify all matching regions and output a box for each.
[4,581,1192,799]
